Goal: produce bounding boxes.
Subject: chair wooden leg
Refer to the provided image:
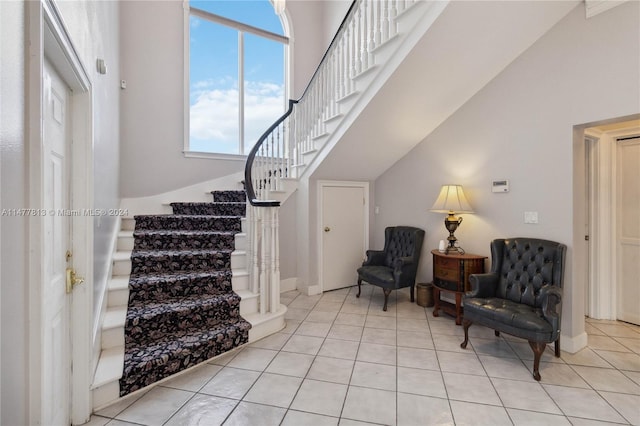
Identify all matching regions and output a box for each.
[382,288,391,311]
[555,337,560,357]
[529,341,546,381]
[494,330,500,337]
[356,279,362,298]
[410,284,415,303]
[460,319,472,349]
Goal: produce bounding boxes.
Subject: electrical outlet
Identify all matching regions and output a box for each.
[524,211,538,224]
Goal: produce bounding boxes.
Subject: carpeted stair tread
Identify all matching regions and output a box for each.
[134,215,242,232]
[211,190,246,203]
[128,270,233,300]
[130,249,232,275]
[170,202,246,216]
[127,292,241,319]
[132,230,236,251]
[120,319,250,396]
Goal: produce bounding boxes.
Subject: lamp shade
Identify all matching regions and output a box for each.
[430,185,474,214]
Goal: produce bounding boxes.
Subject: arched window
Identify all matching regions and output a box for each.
[186,0,289,156]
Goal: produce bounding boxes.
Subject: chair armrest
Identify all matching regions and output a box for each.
[466,273,499,298]
[540,285,563,333]
[363,250,385,266]
[392,256,416,286]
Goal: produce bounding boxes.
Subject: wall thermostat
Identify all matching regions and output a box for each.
[492,180,509,193]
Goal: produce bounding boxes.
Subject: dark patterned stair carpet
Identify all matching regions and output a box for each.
[120,190,251,396]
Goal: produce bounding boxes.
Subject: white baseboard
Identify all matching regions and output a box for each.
[280,277,298,293]
[560,331,588,354]
[306,285,322,296]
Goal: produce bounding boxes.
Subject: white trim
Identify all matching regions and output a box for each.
[585,0,628,18]
[182,0,190,155]
[280,277,298,293]
[560,331,588,354]
[29,1,95,424]
[182,150,247,161]
[317,180,370,294]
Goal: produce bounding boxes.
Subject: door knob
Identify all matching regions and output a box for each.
[324,227,331,232]
[66,268,85,294]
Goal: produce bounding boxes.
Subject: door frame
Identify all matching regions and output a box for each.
[584,124,640,320]
[27,1,94,424]
[317,180,369,293]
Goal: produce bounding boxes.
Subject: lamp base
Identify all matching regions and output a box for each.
[444,214,466,255]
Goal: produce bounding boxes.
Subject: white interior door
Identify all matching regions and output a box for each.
[321,183,367,292]
[43,57,72,425]
[617,138,640,325]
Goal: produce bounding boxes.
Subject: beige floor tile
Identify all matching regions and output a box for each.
[115,387,193,426]
[480,355,534,381]
[223,401,285,426]
[397,366,446,398]
[449,400,512,426]
[538,362,590,388]
[334,312,366,327]
[361,327,396,345]
[281,334,325,355]
[471,337,518,358]
[614,336,640,354]
[364,314,396,330]
[356,342,397,365]
[350,361,396,391]
[295,320,332,338]
[492,378,562,414]
[285,307,311,320]
[306,309,339,323]
[328,324,365,342]
[226,347,278,371]
[588,335,631,352]
[594,349,640,371]
[200,367,260,399]
[160,364,222,392]
[438,351,484,375]
[265,351,314,377]
[290,379,348,417]
[307,356,355,384]
[542,384,626,423]
[507,408,571,426]
[396,330,434,349]
[397,347,439,370]
[318,338,360,360]
[560,347,613,368]
[599,391,640,425]
[397,392,453,426]
[442,372,502,406]
[243,373,302,407]
[396,317,429,332]
[432,333,469,352]
[249,332,291,350]
[590,323,640,339]
[163,394,237,426]
[281,410,339,426]
[342,386,396,426]
[572,365,640,394]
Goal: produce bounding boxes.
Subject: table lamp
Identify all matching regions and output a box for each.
[430,184,473,254]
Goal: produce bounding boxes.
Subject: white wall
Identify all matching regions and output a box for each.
[119,0,351,198]
[0,1,120,424]
[373,2,639,349]
[1,2,28,424]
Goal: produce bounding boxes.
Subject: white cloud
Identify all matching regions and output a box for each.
[190,79,285,152]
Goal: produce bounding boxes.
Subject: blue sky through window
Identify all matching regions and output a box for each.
[189,1,286,154]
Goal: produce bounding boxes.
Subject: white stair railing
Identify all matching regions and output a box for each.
[244,0,422,313]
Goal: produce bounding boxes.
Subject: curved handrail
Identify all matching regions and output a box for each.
[244,99,297,206]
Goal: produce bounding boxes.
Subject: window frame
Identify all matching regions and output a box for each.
[183,1,290,159]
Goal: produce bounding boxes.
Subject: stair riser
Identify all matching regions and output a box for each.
[133,232,236,251]
[231,272,248,291]
[170,202,246,216]
[134,216,242,232]
[128,273,233,302]
[117,233,134,251]
[102,327,124,349]
[113,259,132,277]
[239,293,258,316]
[231,252,246,270]
[130,251,231,275]
[108,288,129,308]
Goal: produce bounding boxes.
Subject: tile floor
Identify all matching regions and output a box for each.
[86,285,640,426]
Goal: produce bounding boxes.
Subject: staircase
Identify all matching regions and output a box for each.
[92,190,284,408]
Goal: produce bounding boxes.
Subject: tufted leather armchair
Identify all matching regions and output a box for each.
[357,226,425,311]
[460,238,566,381]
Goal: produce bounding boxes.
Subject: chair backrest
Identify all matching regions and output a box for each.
[491,238,566,307]
[383,226,425,268]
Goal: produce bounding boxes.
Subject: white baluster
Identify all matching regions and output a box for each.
[382,0,389,43]
[390,0,398,37]
[375,0,382,46]
[361,1,369,71]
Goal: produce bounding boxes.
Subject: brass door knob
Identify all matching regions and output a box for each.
[324,227,331,232]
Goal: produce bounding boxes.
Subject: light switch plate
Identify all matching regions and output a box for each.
[524,211,538,224]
